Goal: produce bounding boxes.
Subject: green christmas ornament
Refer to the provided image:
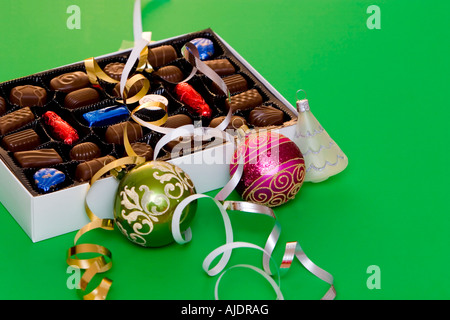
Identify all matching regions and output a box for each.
[114,161,197,247]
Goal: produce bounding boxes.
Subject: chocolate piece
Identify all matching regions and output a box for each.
[49,71,90,93]
[70,142,101,161]
[10,85,47,107]
[104,62,125,81]
[209,115,247,130]
[0,97,6,116]
[43,111,79,145]
[249,105,285,127]
[64,87,100,110]
[34,168,65,192]
[125,142,154,161]
[163,114,193,128]
[75,155,116,182]
[82,105,130,127]
[204,59,235,76]
[105,121,143,145]
[1,129,41,152]
[0,107,35,135]
[189,38,214,61]
[225,89,263,112]
[112,78,148,98]
[14,148,63,168]
[147,45,178,68]
[154,65,184,83]
[211,74,248,95]
[174,83,212,118]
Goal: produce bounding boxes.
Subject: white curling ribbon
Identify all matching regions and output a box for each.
[222,200,281,276]
[221,200,337,300]
[181,42,232,132]
[118,0,151,98]
[126,0,233,133]
[171,157,337,299]
[171,163,245,277]
[133,0,144,44]
[281,241,336,300]
[171,194,234,277]
[204,242,283,300]
[119,37,150,99]
[214,264,283,300]
[122,19,234,154]
[293,93,348,183]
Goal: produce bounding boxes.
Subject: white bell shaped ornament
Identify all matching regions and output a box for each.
[293,91,348,183]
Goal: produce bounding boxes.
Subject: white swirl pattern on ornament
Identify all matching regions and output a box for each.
[118,185,171,246]
[152,161,195,199]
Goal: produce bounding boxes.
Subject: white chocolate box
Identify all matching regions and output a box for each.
[0,30,299,242]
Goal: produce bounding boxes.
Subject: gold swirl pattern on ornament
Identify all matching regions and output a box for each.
[243,159,306,207]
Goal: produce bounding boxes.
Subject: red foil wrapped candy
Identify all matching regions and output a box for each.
[174,82,212,118]
[43,111,79,145]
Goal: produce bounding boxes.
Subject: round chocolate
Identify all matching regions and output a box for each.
[50,71,90,93]
[10,85,47,107]
[104,62,125,81]
[249,105,284,127]
[70,142,101,161]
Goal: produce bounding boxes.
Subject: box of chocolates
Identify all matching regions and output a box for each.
[0,29,298,242]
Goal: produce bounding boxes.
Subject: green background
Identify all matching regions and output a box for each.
[0,0,449,300]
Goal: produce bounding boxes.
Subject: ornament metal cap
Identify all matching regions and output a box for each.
[296,89,310,113]
[296,99,310,113]
[237,124,250,139]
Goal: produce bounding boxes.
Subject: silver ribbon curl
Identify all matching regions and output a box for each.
[172,149,337,300]
[120,0,233,158]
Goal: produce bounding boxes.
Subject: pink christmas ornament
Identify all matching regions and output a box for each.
[230,126,306,207]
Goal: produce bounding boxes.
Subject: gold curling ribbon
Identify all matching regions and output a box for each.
[67,125,146,300]
[83,57,150,105]
[84,57,120,85]
[67,100,169,300]
[130,100,168,129]
[135,46,154,73]
[115,73,151,105]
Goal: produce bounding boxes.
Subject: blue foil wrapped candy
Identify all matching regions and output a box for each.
[189,38,214,61]
[34,168,66,192]
[82,105,130,127]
